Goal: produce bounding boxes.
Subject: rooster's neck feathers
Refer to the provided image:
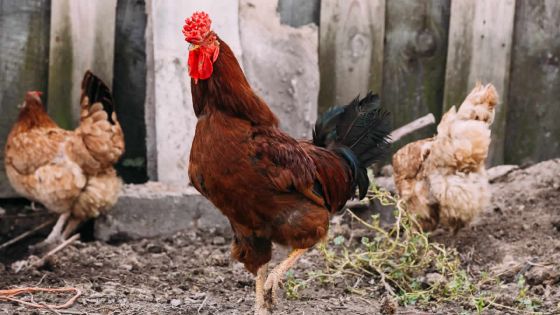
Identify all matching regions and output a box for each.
[190,37,278,127]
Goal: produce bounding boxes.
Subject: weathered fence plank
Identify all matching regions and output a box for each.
[443,0,516,165]
[113,0,148,183]
[505,0,560,165]
[239,0,319,139]
[0,0,51,198]
[382,0,450,148]
[145,0,242,184]
[277,0,320,28]
[48,0,117,129]
[319,0,385,114]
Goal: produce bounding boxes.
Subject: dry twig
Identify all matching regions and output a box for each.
[33,234,80,268]
[0,219,56,251]
[0,287,82,309]
[389,113,436,143]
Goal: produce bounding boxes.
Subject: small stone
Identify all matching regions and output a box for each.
[522,224,529,231]
[212,236,226,245]
[170,298,182,307]
[121,264,133,271]
[526,265,560,285]
[424,272,446,285]
[146,243,164,253]
[380,165,394,177]
[0,207,5,216]
[530,285,545,295]
[380,295,397,314]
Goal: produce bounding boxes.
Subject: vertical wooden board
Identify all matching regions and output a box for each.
[442,0,474,111]
[0,0,51,198]
[239,0,319,139]
[277,0,320,27]
[145,0,242,185]
[318,0,385,114]
[469,0,515,165]
[382,0,450,148]
[113,0,148,183]
[505,0,560,164]
[48,0,117,129]
[443,0,516,165]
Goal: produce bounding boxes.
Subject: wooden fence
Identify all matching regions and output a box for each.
[0,0,559,197]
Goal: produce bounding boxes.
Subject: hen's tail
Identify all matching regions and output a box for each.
[77,71,124,170]
[313,92,391,199]
[80,71,116,124]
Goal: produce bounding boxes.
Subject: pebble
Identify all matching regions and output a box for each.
[212,236,226,245]
[0,207,5,216]
[526,265,560,285]
[170,299,182,307]
[423,272,446,285]
[146,243,164,253]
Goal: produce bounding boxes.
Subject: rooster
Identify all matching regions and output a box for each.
[183,12,391,314]
[392,83,498,233]
[4,71,124,252]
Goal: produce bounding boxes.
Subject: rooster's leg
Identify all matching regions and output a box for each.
[62,217,81,240]
[263,248,307,309]
[255,263,270,315]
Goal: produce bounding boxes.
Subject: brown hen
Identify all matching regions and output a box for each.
[4,71,124,251]
[393,83,498,233]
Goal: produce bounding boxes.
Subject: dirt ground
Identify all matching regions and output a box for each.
[1,159,559,314]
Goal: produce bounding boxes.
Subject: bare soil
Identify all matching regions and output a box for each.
[1,159,559,314]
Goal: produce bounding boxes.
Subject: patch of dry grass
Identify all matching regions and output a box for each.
[285,186,548,314]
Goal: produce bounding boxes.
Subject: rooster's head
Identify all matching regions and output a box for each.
[182,11,220,84]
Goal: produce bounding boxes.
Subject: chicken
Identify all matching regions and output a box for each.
[182,12,391,314]
[4,71,124,252]
[392,83,498,233]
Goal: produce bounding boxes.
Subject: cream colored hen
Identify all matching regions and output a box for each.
[4,71,124,251]
[392,83,498,233]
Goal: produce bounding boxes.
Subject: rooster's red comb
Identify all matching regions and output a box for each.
[183,11,212,43]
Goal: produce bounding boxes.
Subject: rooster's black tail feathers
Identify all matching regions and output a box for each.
[313,92,391,199]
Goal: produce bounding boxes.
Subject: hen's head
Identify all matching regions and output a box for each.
[183,11,220,83]
[457,83,499,125]
[20,91,44,110]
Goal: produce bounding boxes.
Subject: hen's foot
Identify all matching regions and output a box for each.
[28,237,62,256]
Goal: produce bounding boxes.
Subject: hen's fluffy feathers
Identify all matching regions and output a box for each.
[5,71,124,220]
[393,83,497,232]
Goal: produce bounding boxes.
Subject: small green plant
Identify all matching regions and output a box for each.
[515,275,541,312]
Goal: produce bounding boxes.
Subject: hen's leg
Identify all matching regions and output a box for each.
[62,217,81,240]
[42,213,69,244]
[29,213,69,253]
[255,263,270,315]
[263,248,307,309]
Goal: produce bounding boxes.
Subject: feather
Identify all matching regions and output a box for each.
[313,92,391,199]
[81,71,115,125]
[313,106,344,147]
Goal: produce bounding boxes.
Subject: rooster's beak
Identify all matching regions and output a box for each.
[17,102,25,109]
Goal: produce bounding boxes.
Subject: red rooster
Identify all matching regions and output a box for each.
[183,12,391,314]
